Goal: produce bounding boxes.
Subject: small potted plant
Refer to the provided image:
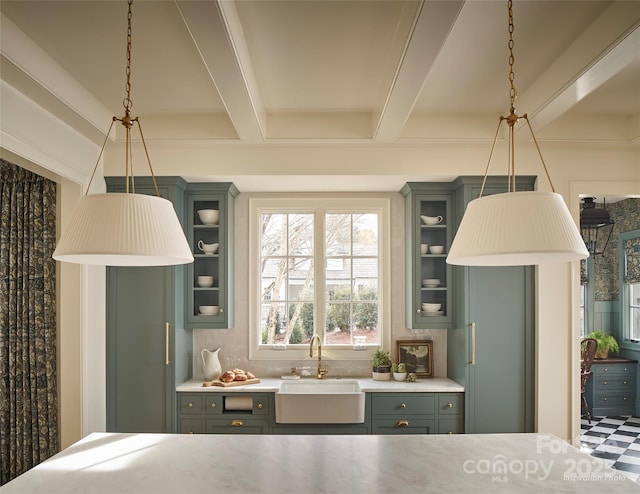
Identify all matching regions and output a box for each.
[392,362,407,381]
[587,330,619,359]
[372,348,392,381]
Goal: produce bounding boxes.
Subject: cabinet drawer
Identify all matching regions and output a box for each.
[372,417,434,434]
[593,364,635,376]
[594,392,634,407]
[437,394,462,415]
[371,394,434,415]
[438,418,463,434]
[180,418,203,434]
[205,395,223,414]
[205,418,269,434]
[594,376,635,391]
[180,395,203,414]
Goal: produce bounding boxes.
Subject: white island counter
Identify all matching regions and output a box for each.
[3,432,638,493]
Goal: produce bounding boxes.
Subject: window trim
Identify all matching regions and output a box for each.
[248,195,391,361]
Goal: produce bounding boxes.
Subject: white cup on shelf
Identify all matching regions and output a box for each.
[197,276,214,287]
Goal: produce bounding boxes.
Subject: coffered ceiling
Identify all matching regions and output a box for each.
[1,1,639,154]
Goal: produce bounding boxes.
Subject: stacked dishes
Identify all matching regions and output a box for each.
[421,302,443,316]
[422,278,440,288]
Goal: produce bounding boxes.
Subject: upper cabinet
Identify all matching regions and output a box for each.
[184,183,239,329]
[401,182,455,329]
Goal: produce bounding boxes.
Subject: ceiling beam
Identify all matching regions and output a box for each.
[372,0,465,143]
[519,2,640,132]
[176,0,266,143]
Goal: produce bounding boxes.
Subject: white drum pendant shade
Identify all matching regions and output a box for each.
[53,193,194,266]
[447,191,589,266]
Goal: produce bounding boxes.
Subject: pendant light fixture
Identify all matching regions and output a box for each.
[580,197,614,257]
[53,0,193,266]
[446,0,588,266]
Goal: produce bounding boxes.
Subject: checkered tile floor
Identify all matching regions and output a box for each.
[581,415,640,483]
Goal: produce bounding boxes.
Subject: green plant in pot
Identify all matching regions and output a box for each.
[372,348,392,381]
[586,330,619,359]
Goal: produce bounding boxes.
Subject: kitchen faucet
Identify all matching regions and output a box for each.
[309,334,328,379]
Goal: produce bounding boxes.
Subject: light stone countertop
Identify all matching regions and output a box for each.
[176,376,465,393]
[3,432,638,493]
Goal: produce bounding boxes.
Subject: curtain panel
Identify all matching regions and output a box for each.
[0,160,58,485]
[624,236,640,285]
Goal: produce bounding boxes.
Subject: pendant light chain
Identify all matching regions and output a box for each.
[507,0,517,112]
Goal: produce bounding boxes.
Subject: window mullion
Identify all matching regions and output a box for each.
[315,209,326,341]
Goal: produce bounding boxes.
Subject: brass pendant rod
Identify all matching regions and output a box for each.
[136,118,161,197]
[524,115,556,193]
[479,117,505,198]
[83,117,117,196]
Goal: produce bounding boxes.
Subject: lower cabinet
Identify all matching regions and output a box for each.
[371,393,463,434]
[585,358,637,417]
[178,391,463,434]
[178,393,270,434]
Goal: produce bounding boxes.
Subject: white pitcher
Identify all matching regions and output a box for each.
[201,348,222,381]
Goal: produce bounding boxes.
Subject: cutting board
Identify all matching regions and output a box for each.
[202,378,261,387]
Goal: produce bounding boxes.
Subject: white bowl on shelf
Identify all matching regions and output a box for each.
[422,278,440,287]
[421,303,441,312]
[199,305,220,315]
[429,245,444,255]
[197,276,214,287]
[197,209,219,225]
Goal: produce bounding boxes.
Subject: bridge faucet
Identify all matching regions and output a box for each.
[309,334,328,379]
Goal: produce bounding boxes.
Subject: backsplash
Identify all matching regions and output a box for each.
[193,191,448,380]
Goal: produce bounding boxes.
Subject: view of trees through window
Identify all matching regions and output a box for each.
[259,210,380,347]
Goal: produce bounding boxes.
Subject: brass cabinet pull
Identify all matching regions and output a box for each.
[397,420,409,427]
[624,397,628,401]
[220,308,224,314]
[624,367,628,372]
[603,381,608,385]
[231,420,243,427]
[604,368,608,372]
[165,322,170,365]
[188,431,194,435]
[447,403,453,408]
[603,397,608,401]
[448,431,453,435]
[188,402,194,408]
[416,309,421,314]
[471,322,476,365]
[257,403,263,409]
[400,403,406,408]
[624,380,628,385]
[210,403,216,409]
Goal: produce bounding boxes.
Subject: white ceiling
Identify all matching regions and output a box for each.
[1,0,639,190]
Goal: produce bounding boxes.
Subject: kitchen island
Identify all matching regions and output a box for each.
[3,432,637,493]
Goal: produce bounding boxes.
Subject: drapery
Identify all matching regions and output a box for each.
[624,236,640,285]
[0,160,58,485]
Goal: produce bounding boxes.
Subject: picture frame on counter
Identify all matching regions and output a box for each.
[396,340,433,378]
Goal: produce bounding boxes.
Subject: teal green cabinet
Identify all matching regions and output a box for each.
[177,391,461,434]
[184,183,238,329]
[448,176,536,434]
[585,359,637,417]
[178,392,271,434]
[401,183,455,329]
[370,392,463,434]
[106,177,192,433]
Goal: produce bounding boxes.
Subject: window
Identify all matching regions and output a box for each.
[249,197,390,360]
[621,230,640,343]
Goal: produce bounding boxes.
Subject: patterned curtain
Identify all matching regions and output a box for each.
[624,236,640,284]
[0,160,58,485]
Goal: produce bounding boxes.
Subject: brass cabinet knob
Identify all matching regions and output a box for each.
[448,431,453,434]
[231,420,243,427]
[188,402,194,408]
[624,368,628,372]
[220,308,224,314]
[447,403,453,408]
[400,403,406,408]
[210,403,216,409]
[603,381,608,385]
[603,397,608,401]
[416,309,421,314]
[624,397,628,401]
[188,431,194,435]
[397,420,409,427]
[257,403,263,409]
[624,380,628,385]
[604,368,608,372]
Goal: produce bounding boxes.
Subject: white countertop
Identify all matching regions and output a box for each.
[176,376,465,393]
[4,432,637,493]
